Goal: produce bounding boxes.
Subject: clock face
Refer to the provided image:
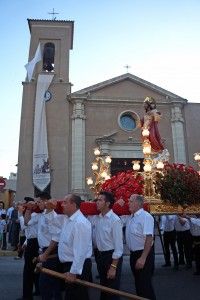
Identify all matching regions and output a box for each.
[44,90,52,101]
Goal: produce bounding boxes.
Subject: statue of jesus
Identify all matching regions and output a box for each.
[141,96,164,153]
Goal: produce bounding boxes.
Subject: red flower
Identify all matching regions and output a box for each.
[155,163,200,206]
[101,170,144,204]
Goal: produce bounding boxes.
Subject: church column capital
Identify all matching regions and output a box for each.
[171,104,184,123]
[71,97,86,120]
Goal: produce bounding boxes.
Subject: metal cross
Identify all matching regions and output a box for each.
[124,65,131,73]
[48,8,59,20]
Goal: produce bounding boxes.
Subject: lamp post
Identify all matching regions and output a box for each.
[86,147,112,196]
[194,153,200,174]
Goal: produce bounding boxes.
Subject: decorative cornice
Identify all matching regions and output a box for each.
[95,131,118,145]
[68,94,88,102]
[96,137,115,145]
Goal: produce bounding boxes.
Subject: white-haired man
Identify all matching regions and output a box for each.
[125,194,156,300]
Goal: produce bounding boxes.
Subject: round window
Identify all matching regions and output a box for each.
[118,111,139,132]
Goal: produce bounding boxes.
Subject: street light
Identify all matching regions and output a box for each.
[194,152,200,174]
[86,147,112,196]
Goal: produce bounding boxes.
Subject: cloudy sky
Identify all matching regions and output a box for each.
[0,0,200,178]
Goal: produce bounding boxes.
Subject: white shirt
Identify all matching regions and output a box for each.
[161,215,176,232]
[87,215,98,248]
[174,216,190,231]
[126,208,154,252]
[58,209,92,275]
[0,209,6,216]
[28,210,58,248]
[51,214,66,242]
[0,219,6,233]
[19,212,38,239]
[6,207,14,219]
[189,218,200,236]
[94,209,123,259]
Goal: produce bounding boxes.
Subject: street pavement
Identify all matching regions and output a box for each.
[0,249,199,300]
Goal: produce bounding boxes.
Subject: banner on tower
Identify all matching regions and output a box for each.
[33,74,54,191]
[25,43,42,81]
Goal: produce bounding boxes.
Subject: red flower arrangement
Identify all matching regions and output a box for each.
[155,163,200,206]
[101,170,144,215]
[23,171,145,216]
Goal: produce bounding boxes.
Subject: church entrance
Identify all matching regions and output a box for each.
[110,158,144,176]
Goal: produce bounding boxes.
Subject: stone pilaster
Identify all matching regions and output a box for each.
[71,98,87,198]
[171,103,186,163]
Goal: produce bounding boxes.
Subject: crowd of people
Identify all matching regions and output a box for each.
[0,194,200,300]
[0,200,25,253]
[160,214,200,275]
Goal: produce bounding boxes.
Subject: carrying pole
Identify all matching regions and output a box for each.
[36,265,149,300]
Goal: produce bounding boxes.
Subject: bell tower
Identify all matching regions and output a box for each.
[16,19,74,200]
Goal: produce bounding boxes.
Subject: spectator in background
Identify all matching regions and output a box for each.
[0,213,7,249]
[7,203,15,244]
[175,215,193,269]
[9,203,20,251]
[188,216,200,275]
[161,215,179,269]
[0,201,6,216]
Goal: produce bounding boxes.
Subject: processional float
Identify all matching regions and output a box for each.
[86,96,200,215]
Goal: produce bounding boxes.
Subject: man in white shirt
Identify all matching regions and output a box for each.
[6,203,14,244]
[160,215,178,269]
[26,192,62,300]
[57,194,92,300]
[39,194,92,300]
[17,197,39,300]
[94,191,123,300]
[126,194,156,300]
[175,215,193,269]
[188,216,200,275]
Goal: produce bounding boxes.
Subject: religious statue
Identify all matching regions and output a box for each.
[141,96,164,153]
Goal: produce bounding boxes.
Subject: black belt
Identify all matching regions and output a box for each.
[130,246,154,255]
[130,249,143,254]
[98,249,114,255]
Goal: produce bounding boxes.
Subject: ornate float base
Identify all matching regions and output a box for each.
[145,198,200,215]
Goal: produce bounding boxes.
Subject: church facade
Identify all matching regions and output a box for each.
[16,19,200,200]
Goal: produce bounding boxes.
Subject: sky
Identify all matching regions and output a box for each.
[0,0,200,178]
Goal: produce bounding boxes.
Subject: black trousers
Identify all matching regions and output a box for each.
[18,235,26,258]
[39,248,62,300]
[23,238,39,299]
[1,231,7,250]
[193,236,200,273]
[176,230,193,266]
[163,230,178,266]
[96,250,123,300]
[62,258,92,300]
[130,247,156,300]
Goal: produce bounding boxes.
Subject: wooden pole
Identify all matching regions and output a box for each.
[32,254,57,264]
[36,266,149,300]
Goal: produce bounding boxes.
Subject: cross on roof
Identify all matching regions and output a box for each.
[124,65,131,73]
[48,8,59,20]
